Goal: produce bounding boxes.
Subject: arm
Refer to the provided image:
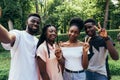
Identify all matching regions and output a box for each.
[55,42,65,73]
[36,56,50,80]
[82,37,90,69]
[104,37,119,60]
[97,27,119,60]
[57,56,65,74]
[0,24,15,46]
[82,48,89,69]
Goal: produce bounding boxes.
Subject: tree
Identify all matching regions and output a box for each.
[0,0,21,30]
[103,0,110,28]
[0,0,34,30]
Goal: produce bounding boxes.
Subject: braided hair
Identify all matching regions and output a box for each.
[37,24,57,58]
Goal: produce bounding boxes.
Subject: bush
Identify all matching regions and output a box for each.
[0,69,9,80]
[57,29,120,42]
[0,51,10,80]
[109,60,120,75]
[0,45,4,52]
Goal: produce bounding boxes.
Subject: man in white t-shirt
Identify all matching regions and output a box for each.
[0,13,41,80]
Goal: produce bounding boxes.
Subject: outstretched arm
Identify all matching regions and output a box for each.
[0,24,15,46]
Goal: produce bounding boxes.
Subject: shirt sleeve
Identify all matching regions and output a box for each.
[1,30,20,50]
[36,45,47,62]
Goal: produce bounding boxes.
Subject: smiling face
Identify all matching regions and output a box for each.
[68,25,80,42]
[84,22,96,37]
[26,16,40,35]
[46,26,57,42]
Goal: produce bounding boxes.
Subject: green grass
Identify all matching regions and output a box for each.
[111,75,120,80]
[0,51,10,80]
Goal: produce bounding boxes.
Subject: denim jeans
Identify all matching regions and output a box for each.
[86,70,108,80]
[63,70,86,80]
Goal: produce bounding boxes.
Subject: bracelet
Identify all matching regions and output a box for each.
[103,36,110,41]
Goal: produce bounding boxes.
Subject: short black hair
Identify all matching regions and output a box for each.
[69,17,84,32]
[84,18,96,25]
[28,13,41,19]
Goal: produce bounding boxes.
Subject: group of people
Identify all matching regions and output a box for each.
[0,13,119,80]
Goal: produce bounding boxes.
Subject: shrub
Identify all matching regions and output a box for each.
[57,29,120,42]
[109,60,120,75]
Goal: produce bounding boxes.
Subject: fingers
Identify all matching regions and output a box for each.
[97,22,102,32]
[94,22,102,32]
[99,28,108,37]
[55,42,60,48]
[85,36,91,43]
[87,37,91,42]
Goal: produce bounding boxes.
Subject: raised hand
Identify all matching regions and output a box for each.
[55,42,62,60]
[83,36,91,53]
[94,22,108,38]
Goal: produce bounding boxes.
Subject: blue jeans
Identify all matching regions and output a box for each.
[86,70,108,80]
[63,70,86,80]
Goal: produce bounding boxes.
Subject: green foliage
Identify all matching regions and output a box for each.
[0,45,4,52]
[0,51,10,80]
[107,29,120,41]
[1,0,120,31]
[109,60,120,75]
[94,0,120,29]
[46,1,88,33]
[57,29,120,42]
[0,0,35,30]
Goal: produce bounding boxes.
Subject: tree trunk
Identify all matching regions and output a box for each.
[0,7,2,17]
[35,0,39,13]
[8,19,13,30]
[103,0,110,28]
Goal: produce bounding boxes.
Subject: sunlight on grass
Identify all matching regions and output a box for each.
[111,75,120,80]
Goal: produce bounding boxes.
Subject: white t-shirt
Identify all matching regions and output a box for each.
[88,46,108,76]
[1,30,39,80]
[61,46,84,71]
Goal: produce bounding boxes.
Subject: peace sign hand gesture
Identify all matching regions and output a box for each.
[94,22,108,38]
[55,42,62,60]
[83,36,91,53]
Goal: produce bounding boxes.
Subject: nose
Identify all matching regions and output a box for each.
[71,32,75,36]
[86,28,90,32]
[34,22,38,25]
[52,31,57,35]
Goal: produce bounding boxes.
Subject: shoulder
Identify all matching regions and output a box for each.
[77,41,84,46]
[59,41,70,47]
[38,41,46,48]
[59,40,84,47]
[9,29,21,34]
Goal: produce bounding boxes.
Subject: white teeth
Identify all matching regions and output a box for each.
[33,26,37,29]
